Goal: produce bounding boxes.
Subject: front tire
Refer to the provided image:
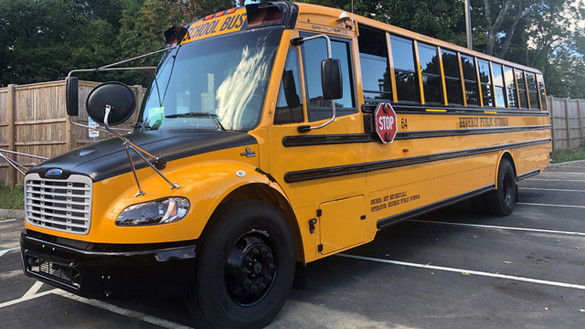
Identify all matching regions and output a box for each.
[486,159,517,216]
[188,200,295,329]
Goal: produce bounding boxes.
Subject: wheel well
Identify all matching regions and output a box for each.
[499,152,517,177]
[215,184,304,263]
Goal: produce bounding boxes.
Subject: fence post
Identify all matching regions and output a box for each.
[565,98,571,149]
[548,97,555,150]
[6,84,16,187]
[578,99,584,146]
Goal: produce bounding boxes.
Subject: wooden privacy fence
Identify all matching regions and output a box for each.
[548,97,585,150]
[0,80,144,187]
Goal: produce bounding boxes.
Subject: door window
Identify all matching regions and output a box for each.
[302,34,356,122]
[275,48,304,124]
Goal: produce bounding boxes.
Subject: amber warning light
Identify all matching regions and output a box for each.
[247,4,283,27]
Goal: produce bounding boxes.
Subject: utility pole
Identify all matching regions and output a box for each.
[465,0,472,50]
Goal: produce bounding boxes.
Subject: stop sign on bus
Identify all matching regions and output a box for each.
[374,103,397,143]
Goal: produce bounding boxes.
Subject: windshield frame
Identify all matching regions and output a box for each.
[136,27,285,133]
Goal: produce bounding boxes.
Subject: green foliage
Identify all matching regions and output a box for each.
[551,144,585,164]
[0,184,24,210]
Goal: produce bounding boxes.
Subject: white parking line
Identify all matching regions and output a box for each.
[22,281,44,298]
[411,220,585,236]
[54,290,194,329]
[0,286,194,328]
[517,202,585,209]
[519,187,585,193]
[337,254,585,291]
[0,246,19,258]
[0,219,17,223]
[0,289,59,309]
[529,178,585,183]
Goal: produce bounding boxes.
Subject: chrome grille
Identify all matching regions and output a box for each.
[25,173,92,235]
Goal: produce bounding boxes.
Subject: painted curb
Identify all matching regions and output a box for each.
[0,209,25,220]
[546,159,585,168]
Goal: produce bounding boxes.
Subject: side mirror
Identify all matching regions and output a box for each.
[283,70,300,109]
[321,59,342,100]
[66,77,79,116]
[86,81,136,126]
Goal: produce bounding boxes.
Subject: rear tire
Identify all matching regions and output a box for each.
[486,160,517,216]
[188,200,295,329]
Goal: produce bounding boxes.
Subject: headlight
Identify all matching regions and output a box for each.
[115,197,190,226]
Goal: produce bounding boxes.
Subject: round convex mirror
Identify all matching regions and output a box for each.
[86,81,136,126]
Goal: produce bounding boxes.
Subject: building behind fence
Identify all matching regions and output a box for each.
[0,80,144,187]
[1,81,584,187]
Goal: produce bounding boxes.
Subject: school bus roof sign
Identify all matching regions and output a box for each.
[181,8,248,44]
[374,103,397,144]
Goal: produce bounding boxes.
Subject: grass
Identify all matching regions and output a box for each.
[0,184,24,209]
[551,143,585,164]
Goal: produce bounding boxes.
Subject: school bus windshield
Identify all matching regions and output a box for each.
[140,28,282,131]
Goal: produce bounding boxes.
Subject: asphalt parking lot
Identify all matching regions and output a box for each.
[1,163,584,328]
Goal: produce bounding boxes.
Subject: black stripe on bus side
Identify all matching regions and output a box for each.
[517,169,540,181]
[283,134,375,147]
[283,139,551,183]
[376,185,495,230]
[282,125,550,147]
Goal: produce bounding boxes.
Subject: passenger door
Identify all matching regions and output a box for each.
[266,32,367,257]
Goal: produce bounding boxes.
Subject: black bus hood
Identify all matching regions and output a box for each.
[28,130,257,182]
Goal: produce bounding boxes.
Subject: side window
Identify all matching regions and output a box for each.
[302,34,356,122]
[537,74,547,111]
[358,26,392,101]
[442,49,463,105]
[390,35,419,102]
[515,69,528,109]
[418,42,443,104]
[274,48,303,124]
[477,59,493,107]
[526,72,539,109]
[492,63,506,107]
[504,66,518,108]
[461,55,480,106]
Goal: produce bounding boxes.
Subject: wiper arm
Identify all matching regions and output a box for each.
[164,112,225,130]
[131,122,152,131]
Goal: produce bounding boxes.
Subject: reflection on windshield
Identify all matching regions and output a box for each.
[140,28,282,131]
[216,45,270,129]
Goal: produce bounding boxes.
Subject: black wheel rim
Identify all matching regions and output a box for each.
[224,230,277,306]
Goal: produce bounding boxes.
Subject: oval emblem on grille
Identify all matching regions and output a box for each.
[46,168,63,177]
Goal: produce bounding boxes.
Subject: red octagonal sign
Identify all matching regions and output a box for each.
[374,103,397,144]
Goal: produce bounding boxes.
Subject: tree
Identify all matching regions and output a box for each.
[0,0,137,86]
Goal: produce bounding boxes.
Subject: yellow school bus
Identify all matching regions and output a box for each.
[21,1,551,328]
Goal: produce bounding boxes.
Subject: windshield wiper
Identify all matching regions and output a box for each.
[164,112,225,131]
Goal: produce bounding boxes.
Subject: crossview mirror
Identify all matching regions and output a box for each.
[66,77,79,116]
[321,59,342,100]
[86,81,136,126]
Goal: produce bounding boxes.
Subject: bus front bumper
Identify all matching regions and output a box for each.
[20,229,197,299]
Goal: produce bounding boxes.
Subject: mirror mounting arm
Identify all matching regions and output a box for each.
[103,105,180,197]
[291,34,337,133]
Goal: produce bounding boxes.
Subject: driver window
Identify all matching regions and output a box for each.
[275,48,304,124]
